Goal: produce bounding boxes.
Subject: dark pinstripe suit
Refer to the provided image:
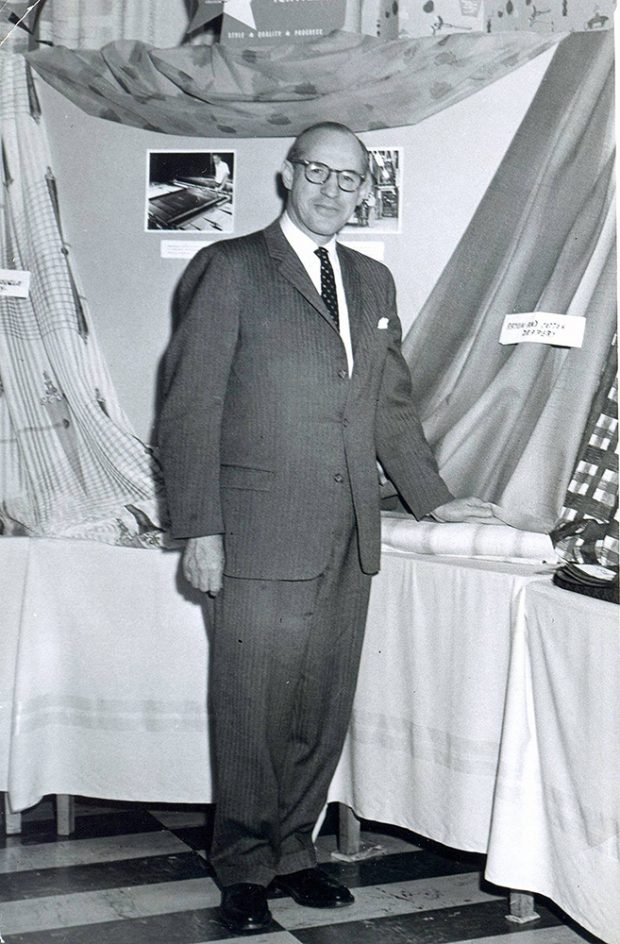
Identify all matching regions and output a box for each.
[159,219,452,885]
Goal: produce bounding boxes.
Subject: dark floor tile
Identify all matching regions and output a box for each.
[167,823,212,853]
[308,848,479,891]
[293,898,563,944]
[3,907,285,944]
[0,810,165,848]
[0,852,212,902]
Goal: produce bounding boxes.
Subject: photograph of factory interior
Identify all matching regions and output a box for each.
[0,1,617,944]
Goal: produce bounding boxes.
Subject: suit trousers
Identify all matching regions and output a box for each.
[209,495,371,887]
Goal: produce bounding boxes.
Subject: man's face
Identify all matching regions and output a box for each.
[281,129,370,244]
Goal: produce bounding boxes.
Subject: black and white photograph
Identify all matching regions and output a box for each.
[0,2,617,944]
[146,150,235,233]
[343,147,402,233]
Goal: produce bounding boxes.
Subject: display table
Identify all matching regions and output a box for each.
[330,550,619,944]
[0,535,617,943]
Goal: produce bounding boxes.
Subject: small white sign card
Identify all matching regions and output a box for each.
[161,241,212,260]
[0,268,31,298]
[500,312,586,348]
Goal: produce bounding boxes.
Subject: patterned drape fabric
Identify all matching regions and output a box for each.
[0,52,166,545]
[402,30,616,535]
[26,30,560,138]
[551,335,618,569]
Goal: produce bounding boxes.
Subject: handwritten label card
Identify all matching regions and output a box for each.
[500,312,586,348]
[0,269,31,298]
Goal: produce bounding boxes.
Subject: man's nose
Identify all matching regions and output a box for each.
[320,170,340,198]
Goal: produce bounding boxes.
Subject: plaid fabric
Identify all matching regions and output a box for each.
[0,52,166,545]
[551,334,618,569]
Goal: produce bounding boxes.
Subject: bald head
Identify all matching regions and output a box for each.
[287,123,369,176]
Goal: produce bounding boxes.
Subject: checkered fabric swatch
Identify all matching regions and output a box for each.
[315,247,339,329]
[0,53,166,545]
[551,334,618,569]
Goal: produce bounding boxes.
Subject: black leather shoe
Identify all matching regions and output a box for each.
[275,867,354,908]
[219,883,272,933]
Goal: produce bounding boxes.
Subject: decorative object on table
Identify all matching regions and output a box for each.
[551,333,618,571]
[552,561,618,604]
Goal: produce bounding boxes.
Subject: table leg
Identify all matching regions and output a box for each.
[337,803,361,856]
[507,890,540,923]
[2,793,22,835]
[55,795,75,836]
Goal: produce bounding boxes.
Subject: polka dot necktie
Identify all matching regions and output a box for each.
[314,246,340,330]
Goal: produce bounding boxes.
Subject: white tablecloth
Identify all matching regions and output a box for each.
[1,535,617,943]
[0,538,211,808]
[486,581,620,944]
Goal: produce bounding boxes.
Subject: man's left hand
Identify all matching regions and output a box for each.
[430,497,502,524]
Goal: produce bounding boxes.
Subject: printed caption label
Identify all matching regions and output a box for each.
[500,312,586,348]
[161,241,212,260]
[0,268,31,298]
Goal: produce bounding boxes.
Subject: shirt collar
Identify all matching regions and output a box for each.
[280,211,338,259]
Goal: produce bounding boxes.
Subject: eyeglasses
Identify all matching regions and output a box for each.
[290,159,365,193]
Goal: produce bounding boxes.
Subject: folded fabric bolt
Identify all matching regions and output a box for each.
[381,515,557,562]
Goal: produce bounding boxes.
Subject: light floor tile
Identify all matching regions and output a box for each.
[0,831,189,873]
[457,926,594,944]
[271,870,498,930]
[315,830,421,863]
[0,877,220,933]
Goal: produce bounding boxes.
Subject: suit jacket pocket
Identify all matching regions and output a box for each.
[220,464,274,491]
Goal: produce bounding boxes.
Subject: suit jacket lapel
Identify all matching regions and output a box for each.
[337,244,374,360]
[262,220,338,335]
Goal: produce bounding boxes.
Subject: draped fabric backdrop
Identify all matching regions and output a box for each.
[402,30,616,537]
[0,52,166,544]
[26,30,561,138]
[0,15,615,549]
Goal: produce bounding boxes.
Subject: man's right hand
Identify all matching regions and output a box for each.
[183,534,225,596]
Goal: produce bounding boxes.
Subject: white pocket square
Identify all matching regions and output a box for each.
[377,317,389,330]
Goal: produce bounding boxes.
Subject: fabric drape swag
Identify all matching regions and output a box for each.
[27,30,561,138]
[402,30,616,539]
[0,52,166,544]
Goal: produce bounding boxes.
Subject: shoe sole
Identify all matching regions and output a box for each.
[277,889,355,908]
[218,909,273,933]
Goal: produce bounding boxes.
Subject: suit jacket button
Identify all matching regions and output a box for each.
[334,473,344,483]
[338,369,347,379]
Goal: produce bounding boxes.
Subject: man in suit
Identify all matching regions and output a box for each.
[159,122,495,934]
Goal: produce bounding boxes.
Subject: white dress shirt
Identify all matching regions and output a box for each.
[280,212,354,375]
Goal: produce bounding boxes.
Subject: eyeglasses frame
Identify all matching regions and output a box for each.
[289,159,366,193]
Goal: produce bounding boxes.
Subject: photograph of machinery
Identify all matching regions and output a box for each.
[146,150,235,232]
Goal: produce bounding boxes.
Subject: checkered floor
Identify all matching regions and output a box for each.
[0,799,601,943]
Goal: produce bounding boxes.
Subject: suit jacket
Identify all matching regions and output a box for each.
[158,220,452,579]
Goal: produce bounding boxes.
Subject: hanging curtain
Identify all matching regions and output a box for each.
[36,0,190,49]
[26,29,560,138]
[0,51,166,545]
[401,30,615,534]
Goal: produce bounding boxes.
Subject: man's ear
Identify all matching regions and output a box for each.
[281,160,294,192]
